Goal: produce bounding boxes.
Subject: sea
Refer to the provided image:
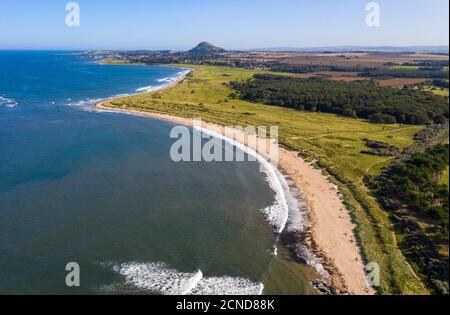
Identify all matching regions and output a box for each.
[0,51,318,295]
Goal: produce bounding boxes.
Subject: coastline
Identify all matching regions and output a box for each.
[95,70,374,295]
[85,66,193,108]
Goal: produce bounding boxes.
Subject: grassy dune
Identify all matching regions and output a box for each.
[104,65,428,294]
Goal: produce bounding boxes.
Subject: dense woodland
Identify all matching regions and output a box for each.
[433,79,450,89]
[369,144,449,294]
[258,62,372,74]
[400,60,449,67]
[230,74,449,125]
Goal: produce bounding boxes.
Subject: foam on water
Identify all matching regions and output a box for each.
[135,68,192,93]
[112,262,202,295]
[108,262,264,295]
[90,64,300,236]
[0,96,18,108]
[194,127,329,278]
[195,126,294,234]
[191,277,264,295]
[157,77,172,83]
[70,68,194,110]
[135,85,155,92]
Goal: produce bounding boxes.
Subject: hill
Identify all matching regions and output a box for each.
[189,41,226,54]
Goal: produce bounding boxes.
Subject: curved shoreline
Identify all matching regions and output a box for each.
[95,71,374,295]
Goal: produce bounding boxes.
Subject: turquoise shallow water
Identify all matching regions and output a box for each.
[0,51,317,294]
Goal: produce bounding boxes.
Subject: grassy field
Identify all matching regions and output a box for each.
[105,64,428,294]
[440,167,449,186]
[423,86,450,97]
[100,58,136,65]
[392,65,421,70]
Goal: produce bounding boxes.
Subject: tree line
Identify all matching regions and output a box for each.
[229,74,449,125]
[359,69,449,79]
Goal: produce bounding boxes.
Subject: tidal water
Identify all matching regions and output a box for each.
[0,51,317,294]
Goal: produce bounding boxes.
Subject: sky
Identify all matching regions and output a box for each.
[0,0,448,50]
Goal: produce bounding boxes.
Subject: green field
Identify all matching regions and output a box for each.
[100,58,136,65]
[105,65,428,294]
[440,167,449,186]
[392,65,421,70]
[423,86,450,97]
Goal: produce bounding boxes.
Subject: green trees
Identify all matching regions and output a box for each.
[371,144,449,294]
[370,113,398,124]
[389,145,449,224]
[433,79,450,89]
[230,74,449,125]
[359,69,449,79]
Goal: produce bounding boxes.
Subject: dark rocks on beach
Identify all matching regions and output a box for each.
[311,280,348,295]
[279,231,308,265]
[281,229,351,295]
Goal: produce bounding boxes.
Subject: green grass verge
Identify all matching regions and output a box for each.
[391,65,421,70]
[104,64,428,294]
[440,166,449,186]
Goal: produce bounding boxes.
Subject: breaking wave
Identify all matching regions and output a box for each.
[102,262,264,295]
[135,85,155,92]
[157,77,172,83]
[195,126,305,235]
[192,126,328,279]
[0,96,18,108]
[67,68,193,111]
[135,69,192,93]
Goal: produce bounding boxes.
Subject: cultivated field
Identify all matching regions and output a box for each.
[237,51,449,67]
[378,78,430,87]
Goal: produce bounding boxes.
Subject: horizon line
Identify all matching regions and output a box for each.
[0,44,449,53]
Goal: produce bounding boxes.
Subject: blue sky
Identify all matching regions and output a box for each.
[0,0,448,50]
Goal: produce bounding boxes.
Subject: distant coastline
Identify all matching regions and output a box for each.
[91,61,193,107]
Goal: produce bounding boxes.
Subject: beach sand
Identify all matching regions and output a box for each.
[96,74,375,295]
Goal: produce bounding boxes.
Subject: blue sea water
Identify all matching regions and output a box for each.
[0,51,317,294]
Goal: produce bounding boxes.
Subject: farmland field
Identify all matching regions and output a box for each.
[378,78,429,87]
[391,65,421,70]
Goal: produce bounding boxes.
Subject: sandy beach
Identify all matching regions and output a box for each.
[96,74,375,295]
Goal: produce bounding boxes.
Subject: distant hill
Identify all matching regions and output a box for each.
[189,42,226,54]
[249,46,449,54]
